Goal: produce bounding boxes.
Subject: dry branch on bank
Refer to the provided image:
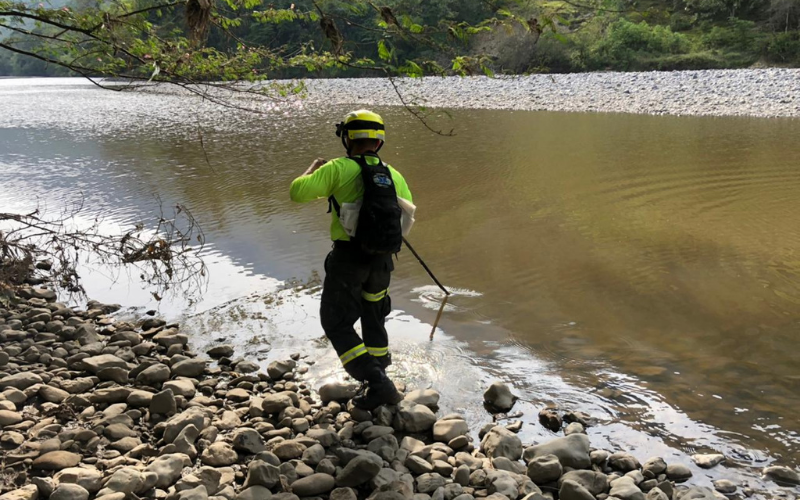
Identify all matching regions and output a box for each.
[0,198,207,301]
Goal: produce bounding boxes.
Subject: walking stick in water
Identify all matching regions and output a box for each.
[402,238,450,341]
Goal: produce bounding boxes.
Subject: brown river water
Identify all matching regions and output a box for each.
[2,78,800,490]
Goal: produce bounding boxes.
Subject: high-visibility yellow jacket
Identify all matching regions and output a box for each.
[290,155,413,242]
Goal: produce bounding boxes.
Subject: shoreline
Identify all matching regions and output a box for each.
[1,284,798,500]
[297,69,800,119]
[3,70,798,119]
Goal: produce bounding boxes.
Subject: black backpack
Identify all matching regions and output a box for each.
[330,153,403,255]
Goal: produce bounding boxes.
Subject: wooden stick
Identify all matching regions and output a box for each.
[429,294,448,341]
[403,238,450,341]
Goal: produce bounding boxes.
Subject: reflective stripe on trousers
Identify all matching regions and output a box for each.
[362,288,388,302]
[366,346,389,357]
[339,343,368,366]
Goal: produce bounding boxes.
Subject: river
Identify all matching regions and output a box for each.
[2,78,800,490]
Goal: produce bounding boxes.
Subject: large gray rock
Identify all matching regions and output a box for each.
[675,487,717,500]
[394,403,436,433]
[201,442,238,466]
[235,360,259,373]
[55,467,103,493]
[136,363,171,385]
[493,457,525,475]
[642,457,667,476]
[173,425,200,458]
[483,382,517,412]
[97,367,129,385]
[236,486,272,500]
[307,428,339,447]
[362,426,395,441]
[559,480,594,500]
[146,454,189,489]
[712,479,736,495]
[0,372,43,390]
[318,382,358,403]
[609,477,645,500]
[331,487,358,500]
[127,390,153,407]
[33,451,81,470]
[480,426,522,461]
[39,385,69,403]
[487,472,519,500]
[303,443,326,466]
[692,454,724,469]
[405,389,440,409]
[207,345,234,358]
[433,419,469,443]
[763,465,800,485]
[172,359,206,377]
[261,393,294,414]
[336,456,381,487]
[647,488,670,500]
[608,452,640,472]
[367,434,399,462]
[150,388,177,415]
[232,428,266,454]
[523,434,591,469]
[50,484,89,500]
[559,471,608,496]
[164,407,207,443]
[406,455,435,475]
[527,454,562,484]
[244,460,281,489]
[267,359,296,379]
[666,464,692,482]
[0,485,39,500]
[82,354,128,374]
[175,485,208,500]
[0,410,22,426]
[163,379,197,398]
[74,324,101,345]
[97,467,149,496]
[104,423,137,440]
[291,474,335,496]
[416,474,447,494]
[273,440,306,461]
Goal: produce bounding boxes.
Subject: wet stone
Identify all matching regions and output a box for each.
[713,480,736,495]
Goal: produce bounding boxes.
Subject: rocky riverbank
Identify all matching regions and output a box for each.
[0,285,798,500]
[298,69,800,118]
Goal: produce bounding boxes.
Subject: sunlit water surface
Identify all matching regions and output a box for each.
[2,78,800,493]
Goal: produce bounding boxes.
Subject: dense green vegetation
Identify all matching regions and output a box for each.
[0,0,798,79]
[525,0,800,72]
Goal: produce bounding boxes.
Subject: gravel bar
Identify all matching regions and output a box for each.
[300,69,800,118]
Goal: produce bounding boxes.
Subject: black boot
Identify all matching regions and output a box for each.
[353,370,403,410]
[376,353,392,370]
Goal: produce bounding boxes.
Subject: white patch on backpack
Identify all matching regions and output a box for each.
[373,173,393,188]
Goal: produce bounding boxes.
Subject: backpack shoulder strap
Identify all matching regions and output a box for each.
[349,153,382,170]
[327,195,340,216]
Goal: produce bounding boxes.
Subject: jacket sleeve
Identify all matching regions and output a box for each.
[391,167,413,204]
[289,160,340,203]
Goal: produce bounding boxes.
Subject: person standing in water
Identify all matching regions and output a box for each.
[289,110,414,410]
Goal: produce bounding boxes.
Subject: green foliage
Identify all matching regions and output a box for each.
[1,0,799,80]
[577,19,691,70]
[682,0,768,20]
[702,18,757,51]
[764,31,800,62]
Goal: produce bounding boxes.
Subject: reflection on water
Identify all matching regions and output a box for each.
[3,79,800,486]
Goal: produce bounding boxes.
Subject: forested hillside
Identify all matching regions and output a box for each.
[1,0,798,77]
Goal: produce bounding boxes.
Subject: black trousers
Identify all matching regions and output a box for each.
[320,241,393,382]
